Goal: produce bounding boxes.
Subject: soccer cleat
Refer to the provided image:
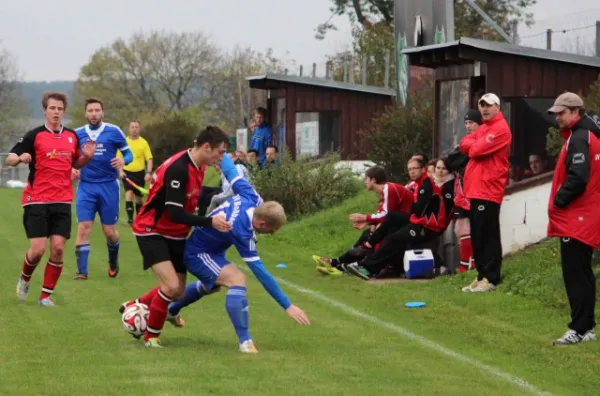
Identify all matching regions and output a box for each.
[39,297,57,307]
[553,329,584,346]
[118,300,136,314]
[108,264,119,278]
[313,255,343,276]
[239,340,258,353]
[470,278,496,293]
[345,263,370,280]
[144,338,163,348]
[127,219,133,226]
[461,278,480,292]
[166,312,186,328]
[73,273,88,280]
[16,278,30,301]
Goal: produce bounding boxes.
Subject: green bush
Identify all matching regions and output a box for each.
[251,151,361,219]
[358,88,433,183]
[143,113,200,166]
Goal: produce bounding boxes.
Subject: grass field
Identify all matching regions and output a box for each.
[1,188,600,395]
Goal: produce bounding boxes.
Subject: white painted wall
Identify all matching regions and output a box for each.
[500,181,552,256]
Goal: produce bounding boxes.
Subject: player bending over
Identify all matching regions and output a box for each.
[120,126,231,348]
[8,91,96,306]
[167,153,310,353]
[73,97,133,279]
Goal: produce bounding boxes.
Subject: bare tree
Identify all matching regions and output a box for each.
[561,35,595,56]
[0,43,28,151]
[73,30,221,126]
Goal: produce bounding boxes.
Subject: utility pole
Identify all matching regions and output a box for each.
[596,21,600,57]
[511,19,519,45]
[546,29,552,50]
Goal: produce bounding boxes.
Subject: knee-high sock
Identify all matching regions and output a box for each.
[125,201,134,222]
[168,281,205,316]
[40,260,64,299]
[225,286,250,344]
[75,244,90,275]
[107,241,119,268]
[145,289,173,341]
[459,235,475,272]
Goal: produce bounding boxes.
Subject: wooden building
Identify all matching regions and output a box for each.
[402,37,600,184]
[247,71,431,160]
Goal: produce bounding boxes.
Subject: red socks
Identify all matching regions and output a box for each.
[40,260,63,299]
[137,286,160,306]
[458,235,476,273]
[145,289,173,342]
[21,253,41,282]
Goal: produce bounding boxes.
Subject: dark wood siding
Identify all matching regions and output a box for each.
[278,85,392,160]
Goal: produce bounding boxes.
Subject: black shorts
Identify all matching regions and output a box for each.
[23,203,71,239]
[123,170,146,197]
[136,235,186,274]
[454,207,470,219]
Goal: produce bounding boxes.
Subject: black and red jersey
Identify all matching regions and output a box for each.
[409,176,456,233]
[133,150,205,239]
[10,124,80,206]
[366,182,413,224]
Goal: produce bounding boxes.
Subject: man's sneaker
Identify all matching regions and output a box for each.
[553,329,585,345]
[39,297,57,307]
[345,263,370,280]
[144,338,163,348]
[16,278,30,301]
[73,273,88,280]
[239,340,258,353]
[166,312,185,327]
[461,278,480,292]
[313,255,343,276]
[471,278,496,293]
[582,329,597,342]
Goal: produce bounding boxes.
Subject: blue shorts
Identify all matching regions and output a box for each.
[76,180,120,225]
[184,249,230,290]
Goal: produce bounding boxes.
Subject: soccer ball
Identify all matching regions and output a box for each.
[122,303,149,337]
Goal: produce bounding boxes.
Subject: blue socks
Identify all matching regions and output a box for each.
[107,241,119,267]
[168,281,205,316]
[225,286,250,343]
[75,244,90,275]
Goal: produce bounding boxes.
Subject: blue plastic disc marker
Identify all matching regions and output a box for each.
[276,263,287,269]
[405,301,426,308]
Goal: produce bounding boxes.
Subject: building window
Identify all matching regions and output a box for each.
[295,111,340,157]
[504,98,556,184]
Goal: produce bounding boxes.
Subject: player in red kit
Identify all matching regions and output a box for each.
[120,126,232,348]
[6,91,96,306]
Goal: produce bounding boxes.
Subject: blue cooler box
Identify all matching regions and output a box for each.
[403,249,435,279]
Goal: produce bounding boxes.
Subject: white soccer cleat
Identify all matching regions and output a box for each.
[39,297,57,307]
[16,278,30,301]
[239,340,258,354]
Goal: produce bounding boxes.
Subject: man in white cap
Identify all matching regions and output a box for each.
[459,93,512,292]
[547,92,600,345]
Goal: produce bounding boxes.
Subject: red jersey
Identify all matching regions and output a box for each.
[409,176,456,233]
[10,124,80,206]
[366,182,412,224]
[133,150,205,239]
[459,112,512,204]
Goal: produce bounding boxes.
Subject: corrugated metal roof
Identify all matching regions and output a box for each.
[402,37,600,69]
[247,72,396,96]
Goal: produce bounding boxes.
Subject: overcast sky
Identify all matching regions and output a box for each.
[0,0,599,82]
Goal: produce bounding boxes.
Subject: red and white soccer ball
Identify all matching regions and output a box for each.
[122,303,149,337]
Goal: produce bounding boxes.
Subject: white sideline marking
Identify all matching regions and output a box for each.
[274,275,550,396]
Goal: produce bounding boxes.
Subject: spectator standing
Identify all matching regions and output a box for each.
[249,107,272,167]
[459,93,511,292]
[546,92,600,345]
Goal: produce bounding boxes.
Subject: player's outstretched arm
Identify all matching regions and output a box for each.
[244,254,310,325]
[219,152,261,203]
[73,140,97,169]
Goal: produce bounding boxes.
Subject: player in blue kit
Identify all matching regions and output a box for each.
[73,97,133,279]
[167,154,310,353]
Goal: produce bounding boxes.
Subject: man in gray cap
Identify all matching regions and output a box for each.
[547,92,600,345]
